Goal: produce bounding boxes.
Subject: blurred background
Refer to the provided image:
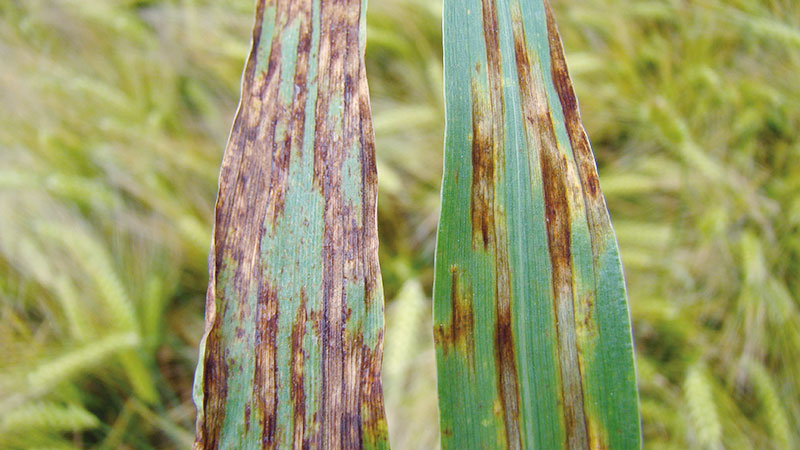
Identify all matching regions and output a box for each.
[1,0,799,448]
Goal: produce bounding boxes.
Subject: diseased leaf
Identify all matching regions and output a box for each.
[433,0,641,448]
[192,0,389,448]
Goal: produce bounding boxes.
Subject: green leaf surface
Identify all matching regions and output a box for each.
[192,0,389,448]
[433,0,641,448]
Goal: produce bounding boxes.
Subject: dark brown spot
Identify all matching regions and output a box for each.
[434,271,471,359]
[467,0,506,253]
[253,280,279,448]
[447,267,476,366]
[199,325,228,449]
[479,0,503,100]
[359,338,388,446]
[291,290,308,448]
[470,81,495,251]
[244,403,252,433]
[433,323,447,348]
[291,3,314,160]
[358,60,380,307]
[493,294,520,446]
[544,0,609,234]
[450,268,472,346]
[541,153,572,284]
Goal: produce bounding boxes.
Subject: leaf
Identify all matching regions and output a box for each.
[684,365,722,450]
[26,332,140,395]
[433,0,640,448]
[192,0,388,448]
[0,402,99,433]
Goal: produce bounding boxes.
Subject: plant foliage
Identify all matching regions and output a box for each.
[0,0,798,448]
[433,0,639,447]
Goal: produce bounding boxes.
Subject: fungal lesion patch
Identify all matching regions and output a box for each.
[433,266,476,367]
[469,79,496,252]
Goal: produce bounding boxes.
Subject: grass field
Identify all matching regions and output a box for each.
[1,0,799,448]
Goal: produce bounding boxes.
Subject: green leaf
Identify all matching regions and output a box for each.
[433,0,640,448]
[0,402,99,433]
[192,0,389,448]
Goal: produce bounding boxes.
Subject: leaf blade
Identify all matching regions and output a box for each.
[192,1,389,448]
[434,0,640,448]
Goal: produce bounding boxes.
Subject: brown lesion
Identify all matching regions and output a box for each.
[539,123,591,449]
[543,0,609,233]
[474,1,525,448]
[313,0,388,447]
[313,0,353,445]
[267,0,316,223]
[197,325,229,450]
[510,6,591,448]
[477,0,524,447]
[493,292,520,446]
[357,48,380,308]
[434,266,476,366]
[433,265,475,371]
[290,290,308,449]
[244,404,252,434]
[470,80,495,251]
[469,0,505,253]
[479,0,503,104]
[198,8,311,445]
[450,267,475,357]
[544,4,617,447]
[253,279,280,448]
[359,334,389,446]
[492,245,521,450]
[212,2,311,446]
[581,292,595,332]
